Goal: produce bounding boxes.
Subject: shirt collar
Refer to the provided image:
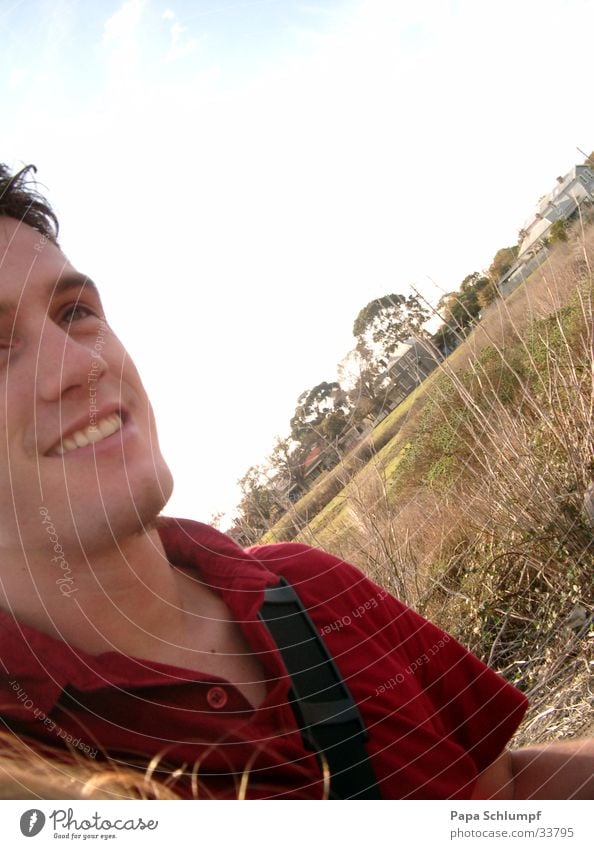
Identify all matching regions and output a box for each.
[0,517,279,721]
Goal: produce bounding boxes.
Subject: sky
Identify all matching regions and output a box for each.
[1,0,593,526]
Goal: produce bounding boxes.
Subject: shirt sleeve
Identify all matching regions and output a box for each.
[376,592,529,772]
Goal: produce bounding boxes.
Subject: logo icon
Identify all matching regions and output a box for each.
[19,810,46,837]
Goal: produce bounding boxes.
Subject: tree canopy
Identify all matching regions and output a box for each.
[235,464,283,544]
[488,245,519,284]
[433,272,492,355]
[289,381,349,444]
[352,293,430,359]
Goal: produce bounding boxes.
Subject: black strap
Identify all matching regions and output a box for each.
[258,578,382,799]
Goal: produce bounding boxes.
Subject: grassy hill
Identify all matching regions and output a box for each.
[264,218,594,745]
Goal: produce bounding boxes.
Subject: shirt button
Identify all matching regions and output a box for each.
[207,686,228,709]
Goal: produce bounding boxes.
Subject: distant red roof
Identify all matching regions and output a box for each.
[304,445,321,469]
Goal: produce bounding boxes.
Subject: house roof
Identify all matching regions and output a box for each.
[303,444,321,469]
[518,164,594,257]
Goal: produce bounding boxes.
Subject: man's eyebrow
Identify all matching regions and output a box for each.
[0,273,101,317]
[51,273,101,300]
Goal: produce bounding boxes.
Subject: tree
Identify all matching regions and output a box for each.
[549,218,569,243]
[208,510,225,530]
[268,435,308,491]
[488,245,519,285]
[352,293,430,360]
[462,271,494,312]
[289,381,349,445]
[480,246,520,310]
[434,272,489,349]
[432,322,458,357]
[235,464,283,544]
[477,279,499,309]
[319,409,348,441]
[338,342,386,423]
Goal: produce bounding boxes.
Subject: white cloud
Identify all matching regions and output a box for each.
[103,0,146,45]
[163,16,200,63]
[102,0,146,86]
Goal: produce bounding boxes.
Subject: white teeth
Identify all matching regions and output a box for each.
[73,431,88,448]
[54,413,122,456]
[97,414,120,438]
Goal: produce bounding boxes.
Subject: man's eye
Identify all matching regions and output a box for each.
[61,304,95,324]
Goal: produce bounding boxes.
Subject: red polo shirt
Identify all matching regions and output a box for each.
[0,518,527,799]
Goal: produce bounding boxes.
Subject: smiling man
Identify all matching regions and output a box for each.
[0,163,591,801]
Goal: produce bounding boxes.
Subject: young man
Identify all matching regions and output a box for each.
[0,164,591,800]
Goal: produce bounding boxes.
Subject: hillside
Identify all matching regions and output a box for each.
[266,218,594,745]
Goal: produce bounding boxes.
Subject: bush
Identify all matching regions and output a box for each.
[549,218,569,243]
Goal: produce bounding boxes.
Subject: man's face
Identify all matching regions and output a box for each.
[0,218,173,552]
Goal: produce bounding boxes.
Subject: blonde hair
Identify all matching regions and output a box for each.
[0,730,181,800]
[0,731,329,800]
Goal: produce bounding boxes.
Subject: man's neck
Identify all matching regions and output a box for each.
[0,525,205,658]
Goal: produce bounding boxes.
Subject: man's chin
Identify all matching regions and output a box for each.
[67,502,168,553]
[79,464,173,534]
[103,483,173,540]
[62,482,172,548]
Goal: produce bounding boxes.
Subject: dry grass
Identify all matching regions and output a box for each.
[295,215,594,743]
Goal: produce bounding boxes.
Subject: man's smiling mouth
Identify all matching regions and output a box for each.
[49,412,123,456]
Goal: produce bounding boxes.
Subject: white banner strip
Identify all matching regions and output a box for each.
[1,799,591,848]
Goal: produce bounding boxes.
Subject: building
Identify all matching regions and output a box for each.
[498,163,594,296]
[372,339,439,418]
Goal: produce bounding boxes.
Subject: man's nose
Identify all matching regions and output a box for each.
[35,322,107,402]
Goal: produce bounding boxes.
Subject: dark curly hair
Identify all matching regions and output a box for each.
[0,163,59,244]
